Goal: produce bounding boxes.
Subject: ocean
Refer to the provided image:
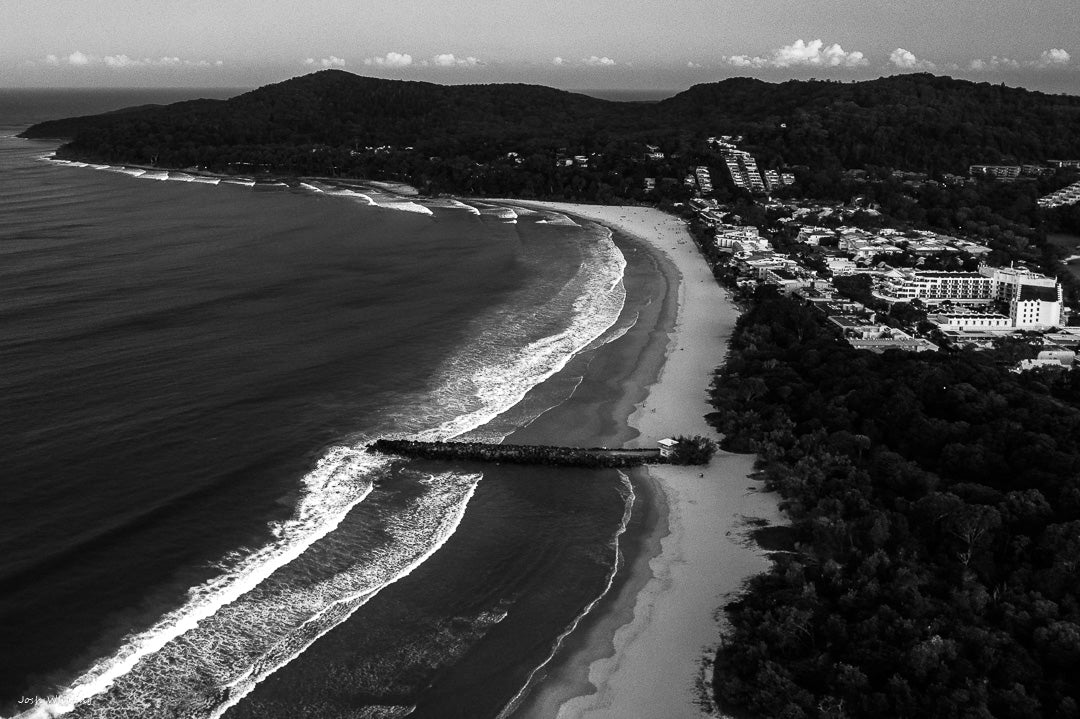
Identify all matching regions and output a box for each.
[0,90,653,718]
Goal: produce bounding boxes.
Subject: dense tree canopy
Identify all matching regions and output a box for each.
[709,292,1080,718]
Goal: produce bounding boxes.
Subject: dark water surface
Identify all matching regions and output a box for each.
[1,91,640,718]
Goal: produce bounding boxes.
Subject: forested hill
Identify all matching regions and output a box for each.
[21,71,621,166]
[19,70,1080,197]
[662,73,1080,173]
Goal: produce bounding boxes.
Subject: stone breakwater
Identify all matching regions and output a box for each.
[367,439,663,468]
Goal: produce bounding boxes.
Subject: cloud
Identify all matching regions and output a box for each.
[724,39,867,69]
[432,53,480,67]
[552,56,565,66]
[364,52,413,68]
[726,54,768,68]
[113,55,213,68]
[773,39,866,67]
[1038,48,1071,66]
[969,56,1020,71]
[305,56,345,67]
[43,52,222,69]
[104,54,138,68]
[970,50,1071,71]
[889,48,935,70]
[584,55,616,67]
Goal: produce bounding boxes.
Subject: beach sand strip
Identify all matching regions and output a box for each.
[500,203,783,719]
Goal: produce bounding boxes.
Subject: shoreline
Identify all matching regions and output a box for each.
[17,139,776,716]
[498,203,783,719]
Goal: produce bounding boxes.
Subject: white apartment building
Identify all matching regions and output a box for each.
[980,265,1059,302]
[928,312,1012,331]
[1013,284,1063,329]
[877,270,994,304]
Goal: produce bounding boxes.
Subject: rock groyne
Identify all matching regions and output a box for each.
[367,439,663,468]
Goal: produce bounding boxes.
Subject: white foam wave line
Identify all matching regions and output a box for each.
[137,170,169,181]
[89,164,111,171]
[491,373,587,444]
[535,213,580,227]
[223,179,256,187]
[376,201,434,216]
[17,447,387,719]
[497,472,636,719]
[190,176,220,185]
[167,172,196,182]
[325,189,376,205]
[208,473,481,719]
[299,182,324,193]
[482,207,518,221]
[581,310,638,356]
[419,228,627,441]
[450,199,481,215]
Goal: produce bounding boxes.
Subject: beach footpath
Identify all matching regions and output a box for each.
[501,204,783,719]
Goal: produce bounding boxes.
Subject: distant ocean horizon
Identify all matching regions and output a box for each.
[0,89,646,718]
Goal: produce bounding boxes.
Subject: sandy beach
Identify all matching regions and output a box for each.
[499,203,784,719]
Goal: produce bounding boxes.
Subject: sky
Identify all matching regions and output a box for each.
[3,0,1079,95]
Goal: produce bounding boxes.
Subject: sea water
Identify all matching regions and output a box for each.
[0,90,634,718]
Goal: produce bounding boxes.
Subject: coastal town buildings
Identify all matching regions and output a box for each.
[643,144,665,161]
[695,166,714,194]
[714,225,771,254]
[969,165,1022,180]
[1038,180,1080,208]
[869,265,1063,331]
[723,150,766,193]
[688,189,1071,356]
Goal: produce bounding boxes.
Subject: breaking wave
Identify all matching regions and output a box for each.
[375,201,434,216]
[414,223,627,442]
[15,447,388,718]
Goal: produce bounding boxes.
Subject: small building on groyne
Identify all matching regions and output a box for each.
[657,438,678,459]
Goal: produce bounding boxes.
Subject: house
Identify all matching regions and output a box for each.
[657,438,678,459]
